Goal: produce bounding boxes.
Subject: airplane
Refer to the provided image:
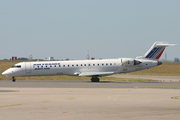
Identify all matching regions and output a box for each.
[2,41,177,82]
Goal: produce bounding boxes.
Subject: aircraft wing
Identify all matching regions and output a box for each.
[77,72,114,77]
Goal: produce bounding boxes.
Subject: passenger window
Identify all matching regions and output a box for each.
[63,65,65,67]
[110,63,112,65]
[84,64,86,66]
[54,65,56,67]
[59,65,61,67]
[102,64,104,66]
[41,66,43,68]
[72,65,74,67]
[46,66,47,67]
[114,63,116,65]
[97,64,99,66]
[93,64,95,66]
[68,65,69,67]
[81,64,83,66]
[106,63,108,65]
[76,64,78,67]
[88,64,90,66]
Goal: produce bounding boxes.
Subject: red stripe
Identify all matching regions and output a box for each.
[155,48,165,59]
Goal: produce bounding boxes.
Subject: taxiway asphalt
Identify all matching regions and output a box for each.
[0,80,180,120]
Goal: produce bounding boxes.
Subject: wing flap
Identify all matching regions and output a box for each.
[78,72,114,77]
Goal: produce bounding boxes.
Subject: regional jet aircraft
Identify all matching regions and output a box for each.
[2,42,177,82]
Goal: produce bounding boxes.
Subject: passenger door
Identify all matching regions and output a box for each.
[25,62,32,74]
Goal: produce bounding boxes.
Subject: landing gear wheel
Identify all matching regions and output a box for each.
[12,77,16,82]
[91,76,100,82]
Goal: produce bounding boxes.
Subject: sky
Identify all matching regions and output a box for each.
[0,0,180,61]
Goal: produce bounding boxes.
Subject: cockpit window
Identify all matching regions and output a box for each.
[11,65,21,68]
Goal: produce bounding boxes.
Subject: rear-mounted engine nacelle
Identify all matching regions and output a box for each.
[122,58,141,66]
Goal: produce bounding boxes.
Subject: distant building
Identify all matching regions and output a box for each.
[11,56,17,60]
[49,57,54,61]
[174,58,179,62]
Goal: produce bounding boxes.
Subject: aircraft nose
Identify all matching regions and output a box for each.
[2,71,8,75]
[2,70,12,76]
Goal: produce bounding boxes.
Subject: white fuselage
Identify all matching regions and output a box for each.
[2,58,158,77]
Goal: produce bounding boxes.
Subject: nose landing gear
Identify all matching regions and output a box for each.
[12,77,16,82]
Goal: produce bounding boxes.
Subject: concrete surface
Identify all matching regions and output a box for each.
[0,80,180,120]
[110,75,180,82]
[0,80,180,89]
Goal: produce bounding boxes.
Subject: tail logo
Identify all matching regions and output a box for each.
[145,47,165,59]
[140,42,177,60]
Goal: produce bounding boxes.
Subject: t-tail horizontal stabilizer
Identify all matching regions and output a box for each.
[136,42,177,60]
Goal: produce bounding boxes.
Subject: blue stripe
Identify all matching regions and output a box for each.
[149,47,160,58]
[151,47,163,58]
[150,47,163,58]
[145,51,154,58]
[145,47,158,58]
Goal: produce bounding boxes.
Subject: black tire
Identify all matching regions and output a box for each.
[91,77,100,82]
[12,77,16,82]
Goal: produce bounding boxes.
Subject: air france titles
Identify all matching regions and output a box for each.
[33,63,60,70]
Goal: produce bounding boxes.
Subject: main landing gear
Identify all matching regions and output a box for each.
[12,77,16,82]
[91,76,100,82]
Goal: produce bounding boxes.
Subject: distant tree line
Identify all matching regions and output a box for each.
[2,58,71,61]
[17,57,29,60]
